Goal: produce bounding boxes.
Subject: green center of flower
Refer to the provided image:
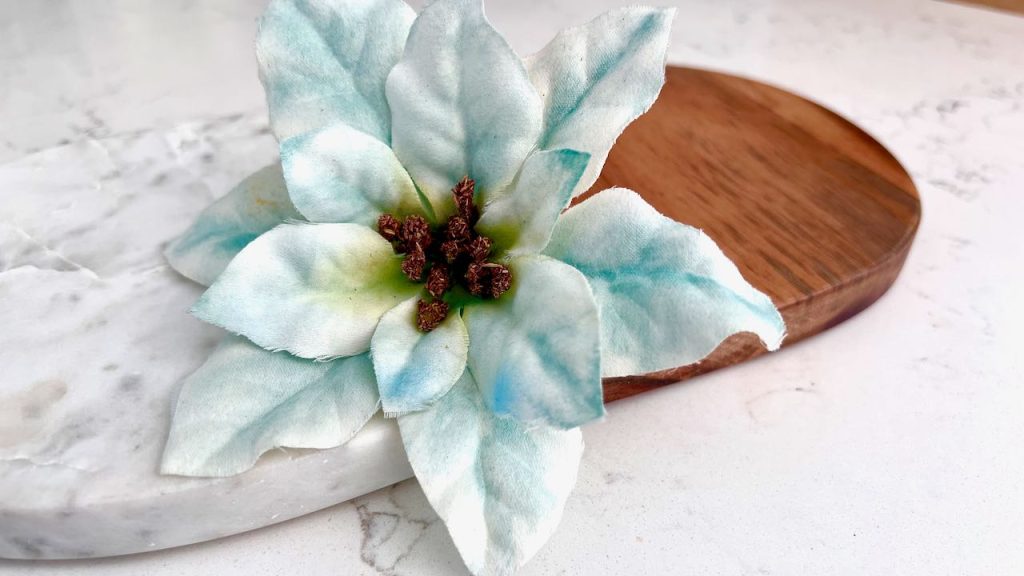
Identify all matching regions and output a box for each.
[377,176,511,332]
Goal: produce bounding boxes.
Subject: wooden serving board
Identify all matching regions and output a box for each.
[599,66,921,402]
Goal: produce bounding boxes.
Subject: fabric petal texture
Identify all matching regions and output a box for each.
[162,335,380,477]
[281,122,424,225]
[164,164,302,287]
[544,188,786,377]
[397,371,583,576]
[464,255,604,429]
[526,7,675,197]
[371,296,469,416]
[193,222,419,360]
[386,0,543,217]
[257,0,416,142]
[476,149,589,255]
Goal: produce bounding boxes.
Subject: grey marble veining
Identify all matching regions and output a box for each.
[1,0,1023,574]
[0,115,415,559]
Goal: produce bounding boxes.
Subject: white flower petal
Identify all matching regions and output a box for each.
[476,149,589,256]
[193,222,419,359]
[372,297,468,416]
[464,255,604,429]
[165,164,301,286]
[161,335,379,477]
[386,0,542,218]
[397,371,583,576]
[544,188,786,377]
[281,122,424,225]
[257,0,416,142]
[526,7,675,197]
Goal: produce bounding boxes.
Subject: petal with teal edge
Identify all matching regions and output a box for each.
[385,0,542,218]
[161,335,379,477]
[464,255,603,429]
[544,188,786,377]
[193,222,419,360]
[371,296,468,416]
[476,149,589,256]
[281,122,425,225]
[257,0,416,142]
[525,7,675,197]
[164,164,302,287]
[397,371,583,576]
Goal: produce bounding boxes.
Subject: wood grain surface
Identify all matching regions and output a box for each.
[947,0,1024,15]
[594,67,921,403]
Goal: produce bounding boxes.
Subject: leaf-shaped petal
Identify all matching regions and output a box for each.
[544,188,786,377]
[464,255,604,429]
[164,164,302,286]
[257,0,416,142]
[161,335,379,477]
[476,149,589,256]
[385,0,542,219]
[526,7,675,197]
[281,122,424,225]
[397,371,583,576]
[371,296,468,416]
[193,222,419,360]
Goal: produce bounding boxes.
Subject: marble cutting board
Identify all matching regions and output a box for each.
[0,67,920,560]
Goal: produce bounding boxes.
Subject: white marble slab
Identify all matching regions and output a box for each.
[0,117,415,559]
[1,0,1023,574]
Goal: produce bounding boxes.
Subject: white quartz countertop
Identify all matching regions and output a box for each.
[2,0,1022,574]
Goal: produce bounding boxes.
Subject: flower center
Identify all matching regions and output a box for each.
[377,176,511,332]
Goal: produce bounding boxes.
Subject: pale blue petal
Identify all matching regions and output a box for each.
[164,164,301,286]
[544,188,786,377]
[281,122,424,225]
[397,371,583,576]
[161,335,379,477]
[385,0,542,218]
[525,7,675,197]
[371,297,468,416]
[464,255,603,429]
[476,149,589,256]
[193,222,419,360]
[257,0,416,142]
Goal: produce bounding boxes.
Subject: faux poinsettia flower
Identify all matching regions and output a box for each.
[161,1,786,574]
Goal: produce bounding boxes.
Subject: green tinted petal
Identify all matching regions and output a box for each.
[193,222,418,359]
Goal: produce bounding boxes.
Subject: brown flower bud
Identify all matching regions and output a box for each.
[401,248,426,281]
[445,216,471,241]
[426,265,451,299]
[487,264,512,299]
[416,299,449,332]
[465,262,487,296]
[467,235,493,262]
[377,213,402,244]
[452,176,478,223]
[440,240,463,263]
[401,215,432,251]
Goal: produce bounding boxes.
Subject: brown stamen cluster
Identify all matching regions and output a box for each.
[378,176,512,332]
